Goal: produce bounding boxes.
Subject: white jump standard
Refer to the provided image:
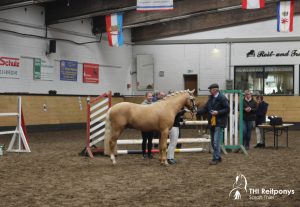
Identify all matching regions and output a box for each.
[0,96,30,153]
[222,90,247,155]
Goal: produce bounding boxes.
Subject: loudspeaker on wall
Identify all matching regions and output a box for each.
[49,40,56,53]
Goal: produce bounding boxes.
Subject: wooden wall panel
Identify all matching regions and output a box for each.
[0,96,20,127]
[264,96,300,122]
[123,97,144,104]
[0,95,299,127]
[111,97,124,105]
[0,96,88,127]
[23,96,87,125]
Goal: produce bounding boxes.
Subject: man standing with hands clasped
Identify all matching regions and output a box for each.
[197,83,229,165]
[243,90,257,150]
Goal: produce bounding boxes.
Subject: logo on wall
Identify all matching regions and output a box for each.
[229,173,248,200]
[246,49,300,58]
[228,172,296,201]
[246,50,256,57]
[0,56,21,79]
[0,56,20,67]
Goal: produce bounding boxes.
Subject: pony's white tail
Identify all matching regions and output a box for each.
[104,108,112,156]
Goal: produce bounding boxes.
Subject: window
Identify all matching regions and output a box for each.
[264,66,293,95]
[235,67,264,94]
[234,66,294,95]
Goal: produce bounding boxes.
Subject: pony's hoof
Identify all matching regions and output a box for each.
[110,159,116,165]
[160,160,168,166]
[110,154,116,165]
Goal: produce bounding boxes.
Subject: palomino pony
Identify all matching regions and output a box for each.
[104,89,197,165]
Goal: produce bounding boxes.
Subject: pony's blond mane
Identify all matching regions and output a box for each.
[158,90,189,102]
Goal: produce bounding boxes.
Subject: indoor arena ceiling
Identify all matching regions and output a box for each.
[1,0,300,42]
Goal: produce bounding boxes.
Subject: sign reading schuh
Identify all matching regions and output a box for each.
[0,56,21,79]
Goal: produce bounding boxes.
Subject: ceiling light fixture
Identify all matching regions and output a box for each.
[212,45,219,54]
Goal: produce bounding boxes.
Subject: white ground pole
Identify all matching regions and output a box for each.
[117,138,210,145]
[116,138,210,154]
[115,120,210,154]
[0,96,30,153]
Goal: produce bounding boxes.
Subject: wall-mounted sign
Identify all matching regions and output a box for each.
[33,58,54,81]
[83,63,99,83]
[0,56,20,79]
[246,49,300,58]
[60,60,78,81]
[33,58,41,79]
[137,0,173,11]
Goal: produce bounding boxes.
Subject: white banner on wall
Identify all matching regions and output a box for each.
[0,56,21,79]
[137,0,173,11]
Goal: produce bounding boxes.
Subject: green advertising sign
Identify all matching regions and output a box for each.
[33,58,41,80]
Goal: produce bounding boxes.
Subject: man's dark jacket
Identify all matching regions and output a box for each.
[197,93,229,128]
[243,98,257,121]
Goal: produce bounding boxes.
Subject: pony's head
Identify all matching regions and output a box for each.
[184,89,197,113]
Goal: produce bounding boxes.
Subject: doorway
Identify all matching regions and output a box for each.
[184,74,198,95]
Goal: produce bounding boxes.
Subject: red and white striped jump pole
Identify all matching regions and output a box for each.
[84,91,112,158]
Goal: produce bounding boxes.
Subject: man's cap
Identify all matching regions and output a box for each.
[208,83,219,89]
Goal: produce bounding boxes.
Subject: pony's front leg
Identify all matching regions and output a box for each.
[160,129,169,165]
[158,137,163,162]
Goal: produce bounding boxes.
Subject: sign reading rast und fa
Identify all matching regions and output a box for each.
[246,49,300,58]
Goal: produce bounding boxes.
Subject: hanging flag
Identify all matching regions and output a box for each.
[137,0,173,11]
[105,13,124,47]
[277,1,295,32]
[242,0,265,9]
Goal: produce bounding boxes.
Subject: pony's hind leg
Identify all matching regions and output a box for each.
[109,138,117,165]
[109,127,123,165]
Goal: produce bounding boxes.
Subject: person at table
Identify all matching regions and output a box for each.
[254,95,268,148]
[243,90,257,150]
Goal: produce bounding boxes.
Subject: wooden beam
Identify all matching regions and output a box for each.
[46,0,244,26]
[0,0,39,10]
[45,0,136,25]
[0,0,29,6]
[91,0,248,35]
[124,0,243,26]
[131,2,300,42]
[47,0,276,27]
[0,0,55,9]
